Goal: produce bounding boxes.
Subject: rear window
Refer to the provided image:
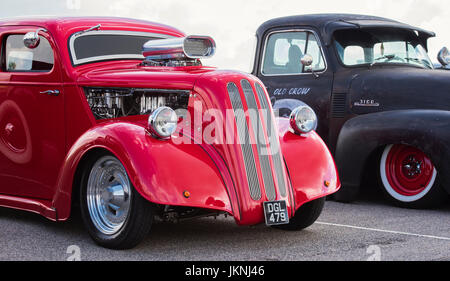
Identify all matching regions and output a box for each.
[69,31,173,66]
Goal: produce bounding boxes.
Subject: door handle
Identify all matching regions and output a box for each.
[40,90,60,96]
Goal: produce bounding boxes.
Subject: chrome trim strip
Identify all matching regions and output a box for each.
[241,80,276,201]
[227,82,262,201]
[69,30,174,66]
[74,54,144,65]
[255,83,287,197]
[259,29,328,77]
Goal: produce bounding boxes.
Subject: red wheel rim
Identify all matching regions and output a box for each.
[385,145,435,196]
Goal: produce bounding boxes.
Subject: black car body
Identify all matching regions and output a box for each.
[252,14,450,207]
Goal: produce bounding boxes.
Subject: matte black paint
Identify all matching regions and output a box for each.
[253,14,450,201]
[335,110,450,195]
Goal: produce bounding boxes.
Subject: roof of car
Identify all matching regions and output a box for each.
[0,16,185,37]
[256,14,435,46]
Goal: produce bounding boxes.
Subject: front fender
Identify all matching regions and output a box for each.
[278,118,340,212]
[335,110,450,200]
[53,122,234,221]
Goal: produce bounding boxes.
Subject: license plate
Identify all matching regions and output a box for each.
[263,200,289,226]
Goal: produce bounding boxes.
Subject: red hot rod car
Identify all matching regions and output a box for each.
[0,17,339,249]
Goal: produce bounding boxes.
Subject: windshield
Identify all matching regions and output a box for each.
[334,29,433,69]
[69,30,173,66]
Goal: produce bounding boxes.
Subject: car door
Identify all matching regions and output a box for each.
[0,26,65,200]
[255,28,334,142]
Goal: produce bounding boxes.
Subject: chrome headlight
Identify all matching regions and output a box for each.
[289,105,317,134]
[148,107,178,139]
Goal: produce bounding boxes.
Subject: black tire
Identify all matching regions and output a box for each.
[378,144,448,209]
[79,153,154,249]
[272,198,325,231]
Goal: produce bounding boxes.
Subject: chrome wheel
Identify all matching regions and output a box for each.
[87,156,131,235]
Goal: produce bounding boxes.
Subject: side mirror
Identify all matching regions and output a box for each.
[300,54,313,67]
[23,28,47,49]
[437,47,449,66]
[300,54,319,78]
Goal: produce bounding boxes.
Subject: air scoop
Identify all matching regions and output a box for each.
[142,35,216,63]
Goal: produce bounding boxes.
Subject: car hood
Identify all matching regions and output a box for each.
[76,62,217,90]
[349,67,450,113]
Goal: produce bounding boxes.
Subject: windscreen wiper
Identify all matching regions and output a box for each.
[370,54,396,67]
[74,24,101,36]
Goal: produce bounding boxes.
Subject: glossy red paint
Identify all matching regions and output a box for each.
[278,118,340,210]
[0,17,340,227]
[193,71,295,225]
[0,25,66,201]
[53,121,234,220]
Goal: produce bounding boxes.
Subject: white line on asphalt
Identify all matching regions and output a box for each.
[316,221,450,241]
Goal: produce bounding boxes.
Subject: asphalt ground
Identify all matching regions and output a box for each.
[0,192,448,261]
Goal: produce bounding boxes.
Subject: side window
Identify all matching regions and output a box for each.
[4,34,54,72]
[305,34,325,72]
[262,31,326,75]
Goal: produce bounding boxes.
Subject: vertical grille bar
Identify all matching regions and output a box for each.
[254,83,287,197]
[227,82,262,201]
[241,80,276,201]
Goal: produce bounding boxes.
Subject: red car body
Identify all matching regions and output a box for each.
[0,17,339,227]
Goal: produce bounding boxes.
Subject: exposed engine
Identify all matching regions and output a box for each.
[141,58,202,67]
[84,87,190,120]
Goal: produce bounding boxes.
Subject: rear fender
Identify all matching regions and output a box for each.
[335,110,450,199]
[53,122,234,221]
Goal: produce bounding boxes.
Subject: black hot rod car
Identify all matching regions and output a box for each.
[251,14,450,208]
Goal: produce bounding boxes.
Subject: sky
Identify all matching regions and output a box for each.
[1,0,448,71]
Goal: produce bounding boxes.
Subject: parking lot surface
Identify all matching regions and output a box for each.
[0,195,448,261]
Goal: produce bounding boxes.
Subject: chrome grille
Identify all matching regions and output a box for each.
[254,83,287,197]
[241,80,276,201]
[227,82,262,201]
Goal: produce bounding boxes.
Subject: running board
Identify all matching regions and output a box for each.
[0,194,57,221]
